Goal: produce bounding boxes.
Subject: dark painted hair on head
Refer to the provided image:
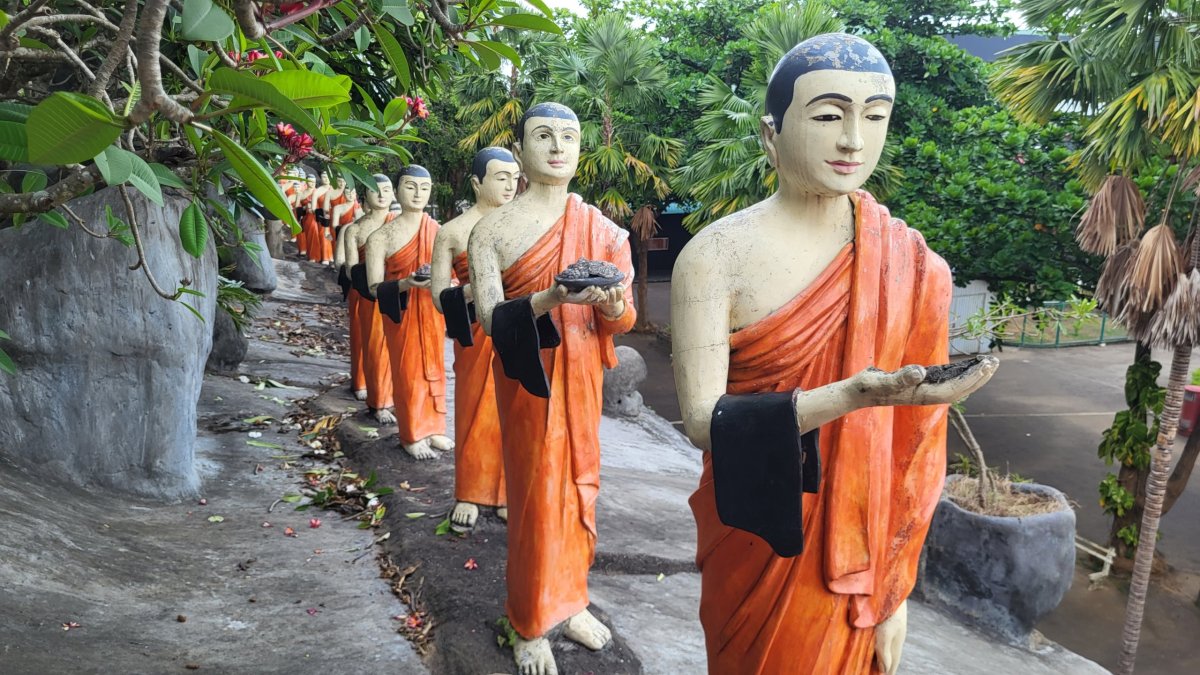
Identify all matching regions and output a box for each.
[471,147,517,181]
[397,164,431,180]
[766,33,892,135]
[371,173,391,189]
[515,102,578,144]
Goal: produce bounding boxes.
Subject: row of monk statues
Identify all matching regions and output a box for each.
[277,33,998,675]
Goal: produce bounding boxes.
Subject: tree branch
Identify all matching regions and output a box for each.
[129,0,192,125]
[321,11,371,45]
[88,0,139,97]
[423,0,463,40]
[234,0,267,40]
[0,166,102,216]
[119,185,186,300]
[0,0,51,49]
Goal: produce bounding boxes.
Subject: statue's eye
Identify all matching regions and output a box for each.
[866,114,888,122]
[812,114,841,122]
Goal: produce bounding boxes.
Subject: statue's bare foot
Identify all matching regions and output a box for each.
[429,434,454,451]
[450,502,479,529]
[513,636,557,675]
[353,389,368,401]
[374,407,396,425]
[497,506,508,522]
[563,609,611,651]
[404,438,437,460]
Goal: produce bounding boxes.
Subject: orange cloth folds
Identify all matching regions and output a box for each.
[494,194,636,638]
[358,244,393,411]
[689,191,951,674]
[450,251,505,507]
[382,214,447,445]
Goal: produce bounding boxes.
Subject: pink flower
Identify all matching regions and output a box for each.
[275,122,296,138]
[405,96,429,120]
[274,50,284,59]
[246,50,267,62]
[309,518,322,529]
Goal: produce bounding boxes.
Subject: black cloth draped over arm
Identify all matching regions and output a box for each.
[490,295,561,398]
[709,390,821,558]
[440,286,476,347]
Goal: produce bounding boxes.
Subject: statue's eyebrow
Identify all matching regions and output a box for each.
[866,94,894,103]
[807,93,852,105]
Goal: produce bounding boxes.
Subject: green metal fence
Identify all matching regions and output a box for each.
[1008,301,1130,348]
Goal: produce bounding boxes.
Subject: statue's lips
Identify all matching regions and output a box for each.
[827,160,862,174]
[547,159,567,168]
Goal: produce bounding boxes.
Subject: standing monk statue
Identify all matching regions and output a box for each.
[670,34,998,675]
[431,147,520,530]
[469,103,636,675]
[365,165,451,460]
[340,175,397,420]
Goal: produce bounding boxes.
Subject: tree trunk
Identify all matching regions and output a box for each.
[635,234,650,331]
[1164,429,1200,515]
[1117,343,1193,675]
[1108,342,1154,562]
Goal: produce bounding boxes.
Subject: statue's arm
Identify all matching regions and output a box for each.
[671,242,732,452]
[430,227,455,314]
[365,232,386,295]
[334,222,351,268]
[468,224,505,336]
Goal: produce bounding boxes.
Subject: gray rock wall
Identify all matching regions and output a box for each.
[0,187,218,499]
[218,204,277,294]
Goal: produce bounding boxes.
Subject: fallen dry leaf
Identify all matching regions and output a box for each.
[284,527,297,537]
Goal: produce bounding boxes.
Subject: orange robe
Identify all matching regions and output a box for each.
[494,194,636,638]
[382,214,447,445]
[359,239,394,411]
[311,193,344,264]
[451,251,505,507]
[689,191,952,674]
[300,205,318,259]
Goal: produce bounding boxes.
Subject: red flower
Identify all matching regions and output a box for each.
[404,95,430,120]
[405,614,423,629]
[246,50,267,62]
[274,50,285,59]
[309,518,322,529]
[463,557,479,570]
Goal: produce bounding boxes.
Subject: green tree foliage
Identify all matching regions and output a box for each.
[891,108,1095,301]
[828,0,1014,37]
[536,13,684,223]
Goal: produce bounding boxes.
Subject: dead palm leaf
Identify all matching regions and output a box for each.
[1148,270,1200,348]
[1130,223,1183,312]
[1077,175,1146,256]
[629,204,658,242]
[1096,239,1139,317]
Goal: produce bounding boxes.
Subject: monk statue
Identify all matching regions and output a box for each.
[431,147,520,530]
[469,103,636,675]
[294,171,316,257]
[306,170,335,265]
[365,165,452,460]
[341,175,398,422]
[330,183,361,238]
[670,34,999,675]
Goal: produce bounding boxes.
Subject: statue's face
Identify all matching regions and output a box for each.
[336,177,347,189]
[319,173,331,186]
[767,69,894,197]
[397,175,432,213]
[514,116,580,186]
[305,175,315,187]
[476,159,520,208]
[366,180,393,210]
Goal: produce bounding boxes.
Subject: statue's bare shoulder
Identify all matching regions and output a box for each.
[675,201,771,292]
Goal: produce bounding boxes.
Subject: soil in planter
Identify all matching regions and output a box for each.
[945,475,1068,517]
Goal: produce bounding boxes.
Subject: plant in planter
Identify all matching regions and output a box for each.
[919,394,1077,648]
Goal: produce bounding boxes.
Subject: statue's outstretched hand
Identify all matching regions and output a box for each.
[875,600,907,675]
[407,272,432,289]
[848,356,998,408]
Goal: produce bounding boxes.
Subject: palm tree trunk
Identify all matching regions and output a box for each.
[1118,343,1193,674]
[635,235,650,331]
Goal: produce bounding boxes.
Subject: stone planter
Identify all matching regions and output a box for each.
[919,475,1076,647]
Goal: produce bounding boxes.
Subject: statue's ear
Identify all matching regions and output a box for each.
[760,115,779,169]
[511,141,524,171]
[470,175,482,196]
